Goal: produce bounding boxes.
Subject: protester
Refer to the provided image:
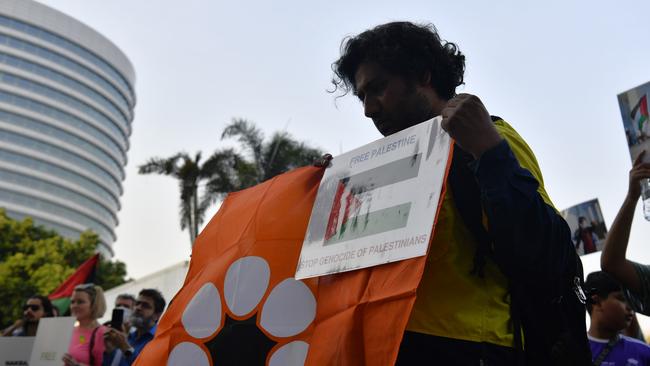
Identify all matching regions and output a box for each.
[0,295,54,336]
[574,216,600,254]
[114,294,136,311]
[585,271,650,364]
[103,293,136,331]
[62,284,108,366]
[103,289,166,366]
[601,151,650,314]
[331,21,591,364]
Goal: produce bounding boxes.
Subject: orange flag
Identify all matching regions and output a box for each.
[135,166,435,366]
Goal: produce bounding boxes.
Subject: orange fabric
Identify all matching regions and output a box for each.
[135,161,450,365]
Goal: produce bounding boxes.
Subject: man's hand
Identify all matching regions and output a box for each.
[1,319,23,336]
[313,153,333,168]
[440,93,503,159]
[103,327,130,352]
[627,151,650,200]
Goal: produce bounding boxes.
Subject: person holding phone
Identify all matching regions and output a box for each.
[102,294,135,333]
[103,289,166,366]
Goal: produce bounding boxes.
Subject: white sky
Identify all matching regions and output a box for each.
[39,0,650,322]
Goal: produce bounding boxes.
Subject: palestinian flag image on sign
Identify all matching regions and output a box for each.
[296,116,451,279]
[618,81,650,164]
[133,117,452,365]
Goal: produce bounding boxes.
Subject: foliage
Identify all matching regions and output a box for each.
[139,119,322,247]
[0,210,128,328]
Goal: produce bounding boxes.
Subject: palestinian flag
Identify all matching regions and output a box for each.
[49,253,99,315]
[324,154,422,245]
[134,165,441,366]
[631,94,649,132]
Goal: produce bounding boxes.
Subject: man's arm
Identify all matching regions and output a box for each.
[103,327,135,365]
[601,151,650,294]
[441,93,571,279]
[471,139,570,279]
[1,319,22,336]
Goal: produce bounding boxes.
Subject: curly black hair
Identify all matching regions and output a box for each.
[332,21,465,100]
[28,295,55,317]
[139,288,166,314]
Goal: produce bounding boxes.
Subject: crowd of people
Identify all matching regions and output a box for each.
[2,20,650,366]
[1,285,165,366]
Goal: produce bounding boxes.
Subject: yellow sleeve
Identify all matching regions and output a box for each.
[494,119,556,210]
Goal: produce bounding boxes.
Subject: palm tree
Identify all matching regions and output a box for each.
[200,118,323,216]
[138,152,210,246]
[139,119,322,247]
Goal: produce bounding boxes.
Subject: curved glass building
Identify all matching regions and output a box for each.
[0,0,135,256]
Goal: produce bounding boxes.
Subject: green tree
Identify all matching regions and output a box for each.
[139,119,322,247]
[0,210,128,328]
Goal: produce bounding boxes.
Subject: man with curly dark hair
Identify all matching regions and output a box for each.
[332,21,591,365]
[1,295,55,337]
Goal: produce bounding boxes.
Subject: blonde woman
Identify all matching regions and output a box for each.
[62,284,108,366]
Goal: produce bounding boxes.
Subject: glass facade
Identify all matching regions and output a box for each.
[0,4,135,256]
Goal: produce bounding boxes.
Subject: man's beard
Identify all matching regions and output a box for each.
[22,316,38,325]
[130,314,154,330]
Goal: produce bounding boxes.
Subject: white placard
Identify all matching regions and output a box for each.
[0,336,34,366]
[29,317,75,366]
[561,198,608,256]
[618,80,650,164]
[296,117,451,279]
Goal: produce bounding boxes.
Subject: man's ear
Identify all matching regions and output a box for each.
[591,294,602,308]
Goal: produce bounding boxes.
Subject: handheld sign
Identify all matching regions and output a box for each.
[29,316,75,366]
[0,337,34,366]
[296,116,451,279]
[561,198,608,256]
[617,80,650,164]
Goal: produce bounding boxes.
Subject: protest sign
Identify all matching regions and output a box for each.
[561,198,608,256]
[296,116,451,279]
[134,161,433,366]
[28,317,75,366]
[0,337,34,366]
[618,81,650,163]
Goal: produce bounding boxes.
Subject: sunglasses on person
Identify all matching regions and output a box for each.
[74,283,96,294]
[75,283,95,290]
[23,304,42,312]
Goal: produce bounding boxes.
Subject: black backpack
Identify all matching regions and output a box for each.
[448,117,592,366]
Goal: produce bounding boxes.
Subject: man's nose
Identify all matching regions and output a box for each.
[363,96,380,119]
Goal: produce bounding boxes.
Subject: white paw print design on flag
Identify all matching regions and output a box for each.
[166,256,316,365]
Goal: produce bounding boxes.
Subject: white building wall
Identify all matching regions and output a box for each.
[100,261,190,323]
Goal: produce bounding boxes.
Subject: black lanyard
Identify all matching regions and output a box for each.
[593,335,620,366]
